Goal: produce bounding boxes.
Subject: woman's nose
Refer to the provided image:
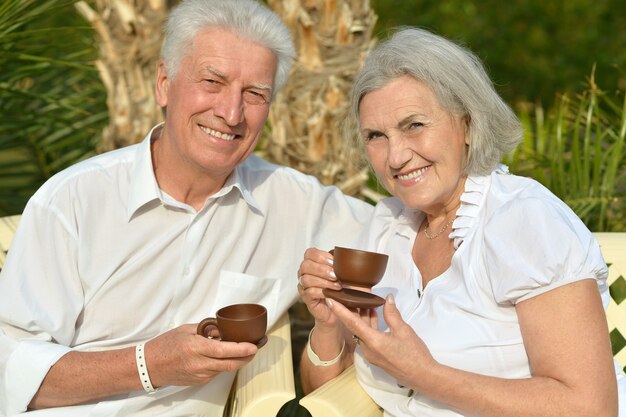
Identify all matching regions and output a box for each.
[387,135,412,169]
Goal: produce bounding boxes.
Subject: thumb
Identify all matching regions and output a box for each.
[382,294,404,330]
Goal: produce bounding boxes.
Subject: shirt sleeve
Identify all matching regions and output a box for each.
[483,196,608,305]
[0,201,81,416]
[305,180,374,252]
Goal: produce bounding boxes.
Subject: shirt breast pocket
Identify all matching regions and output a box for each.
[213,270,281,324]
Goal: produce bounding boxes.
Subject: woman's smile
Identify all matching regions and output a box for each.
[394,165,431,183]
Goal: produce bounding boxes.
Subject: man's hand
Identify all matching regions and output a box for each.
[147,323,258,387]
[29,323,259,409]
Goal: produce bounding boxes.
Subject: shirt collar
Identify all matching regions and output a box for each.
[126,124,262,220]
[205,160,262,214]
[127,125,163,220]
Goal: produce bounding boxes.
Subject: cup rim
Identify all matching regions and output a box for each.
[217,303,267,321]
[334,246,389,258]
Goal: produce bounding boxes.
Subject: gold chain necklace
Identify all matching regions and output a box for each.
[422,217,454,240]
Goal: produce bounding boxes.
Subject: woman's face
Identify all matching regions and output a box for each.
[359,75,469,214]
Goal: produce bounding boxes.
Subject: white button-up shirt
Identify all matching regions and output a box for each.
[0,125,373,416]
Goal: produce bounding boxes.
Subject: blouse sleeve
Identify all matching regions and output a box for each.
[483,196,608,305]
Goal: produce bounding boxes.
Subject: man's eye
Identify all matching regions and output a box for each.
[409,122,423,129]
[244,90,269,105]
[204,79,222,90]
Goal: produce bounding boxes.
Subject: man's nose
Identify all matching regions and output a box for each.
[214,88,244,126]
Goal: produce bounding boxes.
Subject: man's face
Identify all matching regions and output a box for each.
[155,27,277,185]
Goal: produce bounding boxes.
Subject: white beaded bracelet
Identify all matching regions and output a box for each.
[306,328,345,367]
[135,343,156,393]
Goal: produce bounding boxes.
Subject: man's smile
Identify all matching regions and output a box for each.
[199,124,237,141]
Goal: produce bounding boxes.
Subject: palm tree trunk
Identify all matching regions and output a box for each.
[264,0,377,197]
[75,0,168,151]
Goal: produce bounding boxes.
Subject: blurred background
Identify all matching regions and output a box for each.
[1,0,625,231]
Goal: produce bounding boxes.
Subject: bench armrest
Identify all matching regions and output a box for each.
[299,365,382,417]
[228,312,296,417]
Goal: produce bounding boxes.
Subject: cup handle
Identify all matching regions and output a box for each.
[197,317,219,337]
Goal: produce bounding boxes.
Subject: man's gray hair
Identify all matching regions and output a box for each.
[161,0,295,98]
[351,27,522,176]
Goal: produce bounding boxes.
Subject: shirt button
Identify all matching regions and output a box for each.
[182,267,190,275]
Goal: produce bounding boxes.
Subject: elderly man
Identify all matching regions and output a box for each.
[0,0,372,415]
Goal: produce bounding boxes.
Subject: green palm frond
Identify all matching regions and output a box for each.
[0,0,107,215]
[507,71,626,232]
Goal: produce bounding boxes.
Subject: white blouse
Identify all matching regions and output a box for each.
[354,167,623,416]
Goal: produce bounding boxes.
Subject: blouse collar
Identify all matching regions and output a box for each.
[449,164,509,248]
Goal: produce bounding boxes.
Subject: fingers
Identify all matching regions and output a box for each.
[325,298,375,343]
[359,305,379,330]
[150,325,261,386]
[300,248,336,281]
[381,294,402,330]
[193,325,258,359]
[198,338,258,359]
[298,247,341,295]
[190,335,259,382]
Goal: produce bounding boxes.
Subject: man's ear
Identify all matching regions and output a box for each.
[155,60,169,108]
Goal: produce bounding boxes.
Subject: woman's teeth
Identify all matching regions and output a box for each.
[397,166,429,181]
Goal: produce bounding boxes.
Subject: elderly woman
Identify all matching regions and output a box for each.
[297,28,624,417]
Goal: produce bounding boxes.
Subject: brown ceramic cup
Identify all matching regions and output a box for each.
[332,246,389,289]
[196,303,267,344]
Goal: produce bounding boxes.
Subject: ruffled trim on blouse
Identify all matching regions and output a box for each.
[449,165,509,249]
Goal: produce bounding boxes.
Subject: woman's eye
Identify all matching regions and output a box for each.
[365,131,384,141]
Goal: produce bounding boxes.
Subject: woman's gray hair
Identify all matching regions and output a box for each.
[351,27,522,176]
[161,0,295,98]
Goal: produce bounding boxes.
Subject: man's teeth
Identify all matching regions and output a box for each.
[200,126,236,141]
[397,166,428,181]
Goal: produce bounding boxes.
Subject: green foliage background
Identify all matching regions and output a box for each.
[372,0,626,107]
[0,0,106,214]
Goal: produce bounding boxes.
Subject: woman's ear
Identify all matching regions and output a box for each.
[463,115,471,145]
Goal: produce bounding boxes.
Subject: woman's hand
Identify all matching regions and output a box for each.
[297,247,343,328]
[326,294,438,389]
[298,248,366,393]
